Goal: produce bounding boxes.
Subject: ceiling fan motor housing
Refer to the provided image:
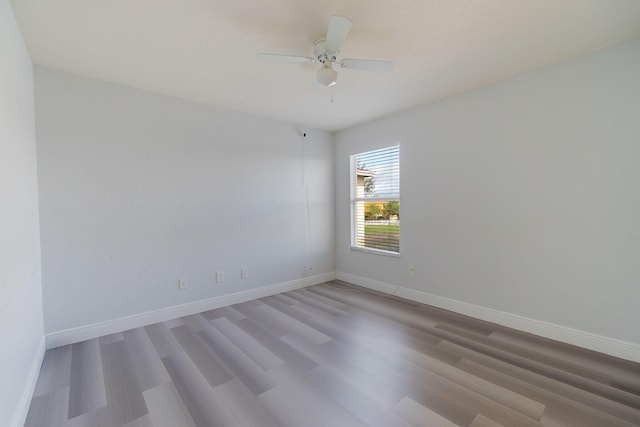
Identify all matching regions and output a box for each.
[314,39,338,63]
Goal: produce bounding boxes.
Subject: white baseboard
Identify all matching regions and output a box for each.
[46,272,335,349]
[336,272,640,363]
[12,336,45,427]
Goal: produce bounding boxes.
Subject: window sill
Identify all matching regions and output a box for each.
[350,246,400,257]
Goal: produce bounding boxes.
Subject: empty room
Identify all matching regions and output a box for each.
[2,0,640,426]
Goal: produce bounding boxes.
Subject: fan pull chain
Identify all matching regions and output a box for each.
[331,85,334,103]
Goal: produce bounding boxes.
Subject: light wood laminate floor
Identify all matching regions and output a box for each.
[26,281,640,426]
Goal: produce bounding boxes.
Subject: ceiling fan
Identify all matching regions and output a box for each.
[257,15,393,87]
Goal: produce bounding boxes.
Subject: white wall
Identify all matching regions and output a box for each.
[0,1,45,426]
[335,38,640,345]
[35,67,334,334]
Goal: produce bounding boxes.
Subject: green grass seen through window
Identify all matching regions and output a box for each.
[364,224,399,253]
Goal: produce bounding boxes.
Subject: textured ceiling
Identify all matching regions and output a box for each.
[10,0,640,131]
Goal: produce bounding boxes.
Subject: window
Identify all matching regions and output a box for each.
[350,145,400,255]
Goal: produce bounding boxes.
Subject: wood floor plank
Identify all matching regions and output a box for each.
[371,336,547,420]
[161,351,227,426]
[144,322,183,359]
[278,333,407,408]
[437,333,639,408]
[489,330,640,393]
[259,365,368,427]
[24,387,69,427]
[67,339,107,419]
[282,332,400,382]
[458,357,638,427]
[397,364,543,427]
[170,324,234,388]
[286,289,350,317]
[259,295,312,323]
[438,340,640,425]
[253,303,332,344]
[392,396,459,427]
[179,314,211,332]
[315,283,640,410]
[198,325,277,395]
[160,317,186,329]
[269,293,301,306]
[26,280,640,427]
[296,287,349,310]
[99,333,124,346]
[120,414,154,427]
[210,316,284,371]
[455,352,640,425]
[32,345,71,398]
[200,306,246,322]
[234,316,319,372]
[374,366,479,426]
[469,414,505,427]
[303,365,415,427]
[98,340,149,426]
[142,382,196,427]
[122,328,171,391]
[439,323,616,385]
[233,301,297,337]
[208,379,281,427]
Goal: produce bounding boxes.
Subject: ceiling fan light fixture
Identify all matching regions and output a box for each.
[257,16,393,89]
[317,66,337,87]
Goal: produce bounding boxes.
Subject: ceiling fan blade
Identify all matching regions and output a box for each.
[325,16,352,53]
[256,53,315,63]
[339,58,394,72]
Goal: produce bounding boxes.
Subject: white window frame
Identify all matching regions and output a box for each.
[350,145,400,257]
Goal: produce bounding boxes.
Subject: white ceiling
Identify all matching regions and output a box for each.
[11,0,640,131]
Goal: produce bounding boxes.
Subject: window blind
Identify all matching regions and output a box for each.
[350,145,400,254]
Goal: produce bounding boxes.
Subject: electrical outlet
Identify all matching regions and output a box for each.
[241,268,248,279]
[178,279,187,290]
[408,265,416,277]
[216,271,224,283]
